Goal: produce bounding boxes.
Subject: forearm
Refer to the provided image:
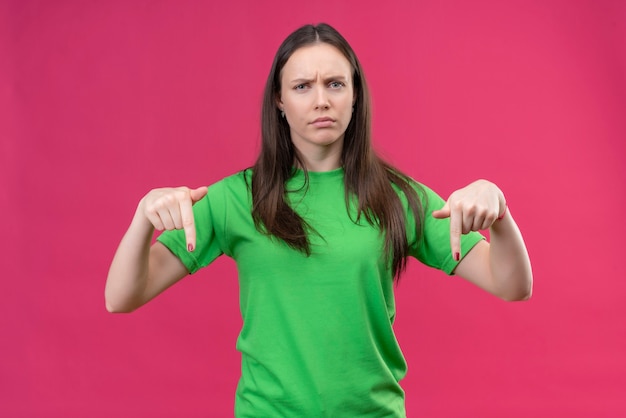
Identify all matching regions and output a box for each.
[488,209,533,301]
[105,207,154,312]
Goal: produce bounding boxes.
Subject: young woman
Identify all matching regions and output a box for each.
[106,23,532,417]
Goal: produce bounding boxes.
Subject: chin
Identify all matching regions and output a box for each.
[313,133,344,145]
[291,130,345,150]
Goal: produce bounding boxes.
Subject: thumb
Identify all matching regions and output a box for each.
[190,186,208,204]
[432,202,451,219]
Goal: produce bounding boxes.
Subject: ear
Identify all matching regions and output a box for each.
[275,94,283,111]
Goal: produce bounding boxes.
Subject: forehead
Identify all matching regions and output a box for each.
[281,43,352,79]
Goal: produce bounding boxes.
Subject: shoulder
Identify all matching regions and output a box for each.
[388,172,436,208]
[207,169,252,196]
[199,170,254,218]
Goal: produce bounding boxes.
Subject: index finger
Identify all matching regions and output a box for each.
[449,205,462,262]
[180,195,196,252]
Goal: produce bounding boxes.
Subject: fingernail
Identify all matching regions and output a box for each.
[188,244,194,252]
[454,252,460,261]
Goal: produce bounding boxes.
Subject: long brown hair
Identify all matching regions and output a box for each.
[251,23,424,279]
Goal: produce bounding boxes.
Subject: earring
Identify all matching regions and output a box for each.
[281,110,285,119]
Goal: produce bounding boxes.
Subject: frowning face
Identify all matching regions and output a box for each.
[277,43,355,168]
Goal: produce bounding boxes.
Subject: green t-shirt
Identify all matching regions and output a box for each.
[157,168,483,417]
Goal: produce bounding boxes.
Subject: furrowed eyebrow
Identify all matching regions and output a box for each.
[289,75,349,85]
[289,78,314,85]
[325,75,349,83]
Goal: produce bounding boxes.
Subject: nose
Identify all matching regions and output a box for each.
[314,86,330,110]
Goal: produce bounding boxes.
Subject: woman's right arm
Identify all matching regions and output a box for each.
[105,186,208,313]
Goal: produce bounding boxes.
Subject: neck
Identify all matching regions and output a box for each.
[293,142,343,172]
[298,156,342,172]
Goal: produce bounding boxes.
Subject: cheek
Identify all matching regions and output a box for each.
[341,92,354,112]
[340,100,354,123]
[284,96,304,115]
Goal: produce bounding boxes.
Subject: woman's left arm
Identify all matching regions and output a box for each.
[432,180,533,301]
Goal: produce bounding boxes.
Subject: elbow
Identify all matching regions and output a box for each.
[105,297,137,314]
[105,301,120,313]
[104,283,143,313]
[499,277,533,302]
[501,288,532,302]
[105,301,125,313]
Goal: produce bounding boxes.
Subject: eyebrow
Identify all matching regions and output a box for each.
[289,75,350,84]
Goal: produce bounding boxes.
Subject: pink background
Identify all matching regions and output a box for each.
[2,0,625,416]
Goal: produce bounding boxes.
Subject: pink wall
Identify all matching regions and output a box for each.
[2,0,625,416]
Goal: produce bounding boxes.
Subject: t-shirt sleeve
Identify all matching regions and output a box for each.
[156,185,225,274]
[410,183,485,275]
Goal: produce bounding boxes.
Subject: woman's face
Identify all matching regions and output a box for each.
[278,43,354,165]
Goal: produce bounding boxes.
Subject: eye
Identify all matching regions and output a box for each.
[329,81,345,89]
[294,84,308,91]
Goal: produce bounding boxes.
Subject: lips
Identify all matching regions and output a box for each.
[311,117,335,127]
